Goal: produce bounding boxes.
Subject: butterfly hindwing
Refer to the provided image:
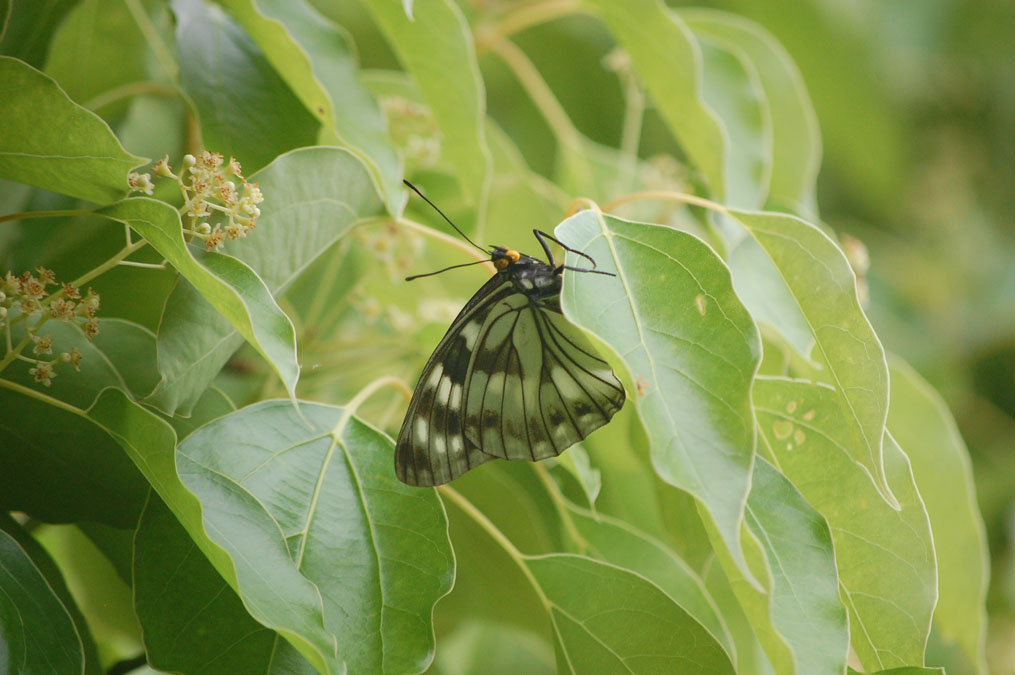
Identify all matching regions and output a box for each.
[395,240,626,487]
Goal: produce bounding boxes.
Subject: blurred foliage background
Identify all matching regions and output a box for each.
[326,0,1015,668]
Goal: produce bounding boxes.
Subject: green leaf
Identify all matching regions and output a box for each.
[680,9,821,213]
[0,387,147,527]
[0,512,100,675]
[753,377,936,671]
[219,0,404,214]
[731,209,895,506]
[580,0,728,202]
[688,29,771,210]
[86,389,334,672]
[524,554,735,673]
[0,56,144,203]
[0,0,77,67]
[145,147,382,414]
[170,0,319,173]
[134,494,314,673]
[176,400,454,674]
[3,316,158,408]
[360,0,491,207]
[564,504,734,659]
[97,197,300,404]
[704,457,847,674]
[887,356,989,673]
[44,0,147,115]
[557,211,761,586]
[548,445,601,509]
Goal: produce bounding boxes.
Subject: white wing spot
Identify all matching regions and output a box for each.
[450,435,464,454]
[434,434,447,455]
[437,377,451,402]
[461,322,481,349]
[415,417,428,443]
[450,383,463,409]
[426,364,444,389]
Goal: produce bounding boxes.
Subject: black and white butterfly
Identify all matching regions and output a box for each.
[395,181,625,486]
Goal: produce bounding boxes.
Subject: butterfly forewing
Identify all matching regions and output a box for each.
[396,241,625,487]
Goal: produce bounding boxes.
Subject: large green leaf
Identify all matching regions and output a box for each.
[218,0,403,214]
[97,198,301,405]
[0,385,148,528]
[134,495,314,673]
[580,0,728,202]
[170,0,319,174]
[176,400,454,674]
[0,56,144,203]
[703,457,847,674]
[887,357,989,673]
[145,147,382,414]
[564,504,734,659]
[732,209,894,506]
[754,377,936,671]
[44,0,147,115]
[86,389,334,672]
[525,554,735,673]
[361,0,491,208]
[0,512,100,675]
[557,210,761,586]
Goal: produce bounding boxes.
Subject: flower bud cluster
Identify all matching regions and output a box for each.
[1,268,98,386]
[133,151,264,251]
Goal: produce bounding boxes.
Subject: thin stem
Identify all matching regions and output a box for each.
[117,260,167,270]
[478,0,580,43]
[330,375,412,440]
[84,81,179,112]
[533,463,589,553]
[121,0,178,81]
[0,209,94,225]
[438,486,551,607]
[0,334,32,373]
[615,69,646,196]
[483,36,596,195]
[0,377,89,418]
[66,239,149,292]
[601,189,725,214]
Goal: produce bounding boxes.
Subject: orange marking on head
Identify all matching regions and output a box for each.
[506,250,520,262]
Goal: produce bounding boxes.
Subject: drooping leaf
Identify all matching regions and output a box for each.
[0,512,101,675]
[176,400,455,674]
[580,0,728,202]
[0,56,144,203]
[732,209,895,506]
[754,377,936,671]
[134,494,315,674]
[171,0,319,173]
[525,554,735,673]
[97,197,301,405]
[681,8,821,214]
[86,388,334,672]
[703,457,847,674]
[558,210,761,586]
[564,504,735,659]
[145,147,382,415]
[887,356,989,673]
[217,0,404,214]
[360,0,491,208]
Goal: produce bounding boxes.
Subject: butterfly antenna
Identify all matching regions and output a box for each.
[405,258,491,281]
[403,180,487,255]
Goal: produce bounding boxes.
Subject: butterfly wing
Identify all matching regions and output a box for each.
[396,270,625,486]
[463,294,625,460]
[395,274,514,486]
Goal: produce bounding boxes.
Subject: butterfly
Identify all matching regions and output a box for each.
[395,181,626,486]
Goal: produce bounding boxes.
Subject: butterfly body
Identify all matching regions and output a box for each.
[396,235,625,486]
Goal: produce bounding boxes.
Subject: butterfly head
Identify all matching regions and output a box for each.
[490,246,522,270]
